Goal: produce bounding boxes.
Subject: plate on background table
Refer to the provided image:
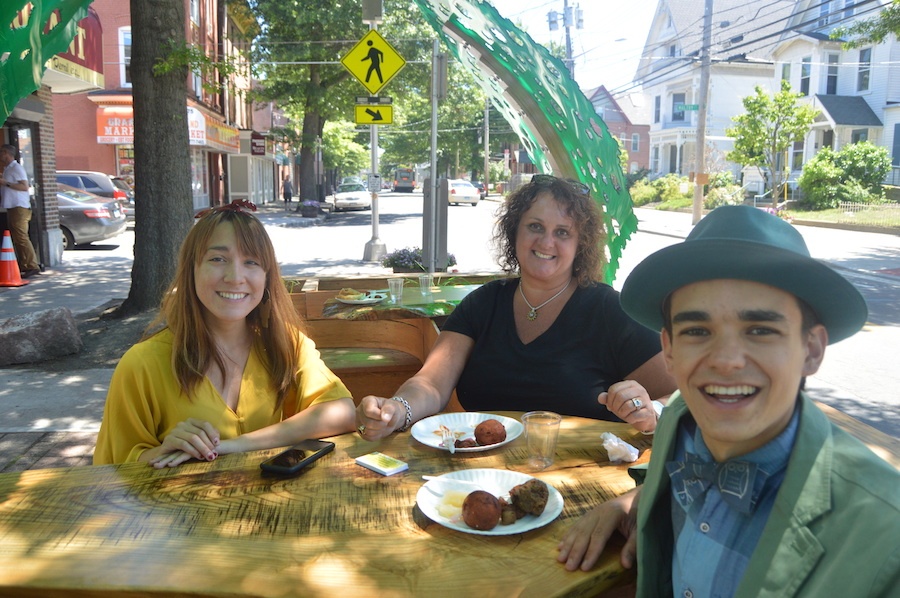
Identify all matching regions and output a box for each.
[411,413,523,452]
[335,292,387,305]
[416,468,564,536]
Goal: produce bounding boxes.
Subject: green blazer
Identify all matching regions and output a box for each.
[635,392,900,598]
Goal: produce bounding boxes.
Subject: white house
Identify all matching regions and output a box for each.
[635,0,899,191]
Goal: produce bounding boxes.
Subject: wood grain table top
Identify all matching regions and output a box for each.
[0,412,650,598]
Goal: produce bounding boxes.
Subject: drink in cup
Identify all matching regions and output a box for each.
[522,411,561,471]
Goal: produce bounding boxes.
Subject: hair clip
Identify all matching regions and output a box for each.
[195,199,258,219]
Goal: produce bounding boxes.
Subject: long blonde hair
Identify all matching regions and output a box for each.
[146,207,303,409]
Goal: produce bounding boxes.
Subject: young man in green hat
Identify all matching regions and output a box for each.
[557,205,899,597]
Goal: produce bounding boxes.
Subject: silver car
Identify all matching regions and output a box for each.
[328,183,371,212]
[448,179,480,206]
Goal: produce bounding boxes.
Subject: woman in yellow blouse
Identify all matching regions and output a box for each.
[93,200,355,467]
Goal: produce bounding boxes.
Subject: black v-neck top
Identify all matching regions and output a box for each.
[442,278,662,420]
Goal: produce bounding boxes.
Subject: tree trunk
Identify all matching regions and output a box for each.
[120,0,194,316]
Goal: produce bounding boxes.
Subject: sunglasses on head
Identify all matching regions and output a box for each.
[530,174,591,197]
[195,199,258,219]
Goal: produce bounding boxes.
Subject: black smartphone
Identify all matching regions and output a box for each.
[259,439,335,476]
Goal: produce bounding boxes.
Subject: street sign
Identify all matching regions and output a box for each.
[675,103,700,111]
[367,173,382,192]
[356,96,392,104]
[355,104,394,125]
[341,29,406,95]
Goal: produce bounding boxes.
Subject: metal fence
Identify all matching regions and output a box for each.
[826,202,900,228]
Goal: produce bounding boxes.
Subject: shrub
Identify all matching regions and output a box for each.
[629,179,657,206]
[381,246,457,271]
[704,184,744,210]
[798,148,843,209]
[655,174,692,204]
[832,141,890,196]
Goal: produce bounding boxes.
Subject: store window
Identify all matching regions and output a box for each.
[190,149,209,209]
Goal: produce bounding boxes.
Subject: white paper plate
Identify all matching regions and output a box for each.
[411,413,523,453]
[416,469,563,536]
[335,292,387,305]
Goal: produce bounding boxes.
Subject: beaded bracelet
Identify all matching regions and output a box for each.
[390,396,412,432]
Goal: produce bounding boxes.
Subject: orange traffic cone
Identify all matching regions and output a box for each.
[0,230,28,287]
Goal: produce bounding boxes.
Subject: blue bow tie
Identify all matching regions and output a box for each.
[666,452,768,514]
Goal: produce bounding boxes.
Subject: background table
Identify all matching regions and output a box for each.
[0,412,650,597]
[320,284,481,321]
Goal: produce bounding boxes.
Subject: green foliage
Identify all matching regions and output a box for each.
[152,43,242,96]
[798,148,845,209]
[704,185,744,209]
[832,141,890,194]
[833,3,900,46]
[799,143,889,209]
[322,121,367,176]
[626,168,650,190]
[726,80,818,198]
[629,179,657,206]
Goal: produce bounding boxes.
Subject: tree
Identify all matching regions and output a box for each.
[833,2,900,46]
[725,80,818,206]
[322,120,368,180]
[248,1,433,201]
[119,0,194,316]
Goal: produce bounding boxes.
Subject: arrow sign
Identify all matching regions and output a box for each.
[355,104,394,125]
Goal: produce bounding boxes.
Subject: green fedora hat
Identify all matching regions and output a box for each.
[620,204,867,344]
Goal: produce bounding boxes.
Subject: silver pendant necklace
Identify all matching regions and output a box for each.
[519,278,572,321]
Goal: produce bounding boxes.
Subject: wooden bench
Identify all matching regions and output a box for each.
[304,318,440,404]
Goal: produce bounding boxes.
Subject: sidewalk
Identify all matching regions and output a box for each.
[2,205,898,471]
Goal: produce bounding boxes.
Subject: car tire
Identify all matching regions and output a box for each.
[61,227,75,250]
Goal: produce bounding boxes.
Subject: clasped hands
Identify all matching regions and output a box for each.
[143,418,224,468]
[355,395,406,441]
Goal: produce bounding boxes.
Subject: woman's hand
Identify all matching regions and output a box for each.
[142,418,220,468]
[599,380,659,434]
[355,396,404,441]
[557,487,640,572]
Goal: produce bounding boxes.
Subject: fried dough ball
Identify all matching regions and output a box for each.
[509,479,549,516]
[474,419,507,446]
[499,498,518,525]
[461,490,502,530]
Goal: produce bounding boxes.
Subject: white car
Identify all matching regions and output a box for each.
[448,179,480,206]
[328,183,371,212]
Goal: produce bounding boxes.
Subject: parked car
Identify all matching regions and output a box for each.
[57,183,127,250]
[326,183,371,212]
[56,170,134,219]
[473,181,487,200]
[447,179,480,206]
[111,177,136,220]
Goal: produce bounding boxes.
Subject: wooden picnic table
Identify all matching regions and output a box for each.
[0,412,650,597]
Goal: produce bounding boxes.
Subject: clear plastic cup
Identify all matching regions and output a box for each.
[388,278,404,305]
[522,411,562,471]
[418,273,433,296]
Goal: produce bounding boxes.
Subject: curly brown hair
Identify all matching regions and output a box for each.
[493,176,607,286]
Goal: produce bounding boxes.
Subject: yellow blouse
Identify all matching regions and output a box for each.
[93,329,350,464]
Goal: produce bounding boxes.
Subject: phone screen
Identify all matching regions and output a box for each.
[270,449,307,468]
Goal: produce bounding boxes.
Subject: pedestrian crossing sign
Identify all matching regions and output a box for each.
[341,29,406,95]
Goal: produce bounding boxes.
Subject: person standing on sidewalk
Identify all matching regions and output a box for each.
[281,174,293,204]
[0,144,39,278]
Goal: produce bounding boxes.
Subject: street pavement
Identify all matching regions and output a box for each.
[1,202,898,471]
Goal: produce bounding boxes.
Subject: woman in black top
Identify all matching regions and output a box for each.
[355,175,676,438]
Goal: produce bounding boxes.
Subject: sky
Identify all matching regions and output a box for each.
[486,0,659,94]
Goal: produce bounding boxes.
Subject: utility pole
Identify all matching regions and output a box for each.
[362,1,385,262]
[483,98,490,196]
[692,0,713,225]
[547,2,583,79]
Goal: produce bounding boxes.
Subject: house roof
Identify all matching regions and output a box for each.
[815,95,883,127]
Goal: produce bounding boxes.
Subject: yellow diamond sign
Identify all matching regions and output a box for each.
[341,30,406,95]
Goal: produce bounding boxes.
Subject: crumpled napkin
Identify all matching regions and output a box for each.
[601,432,639,463]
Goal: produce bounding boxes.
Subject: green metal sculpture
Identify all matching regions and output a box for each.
[412,0,637,283]
[0,0,92,123]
